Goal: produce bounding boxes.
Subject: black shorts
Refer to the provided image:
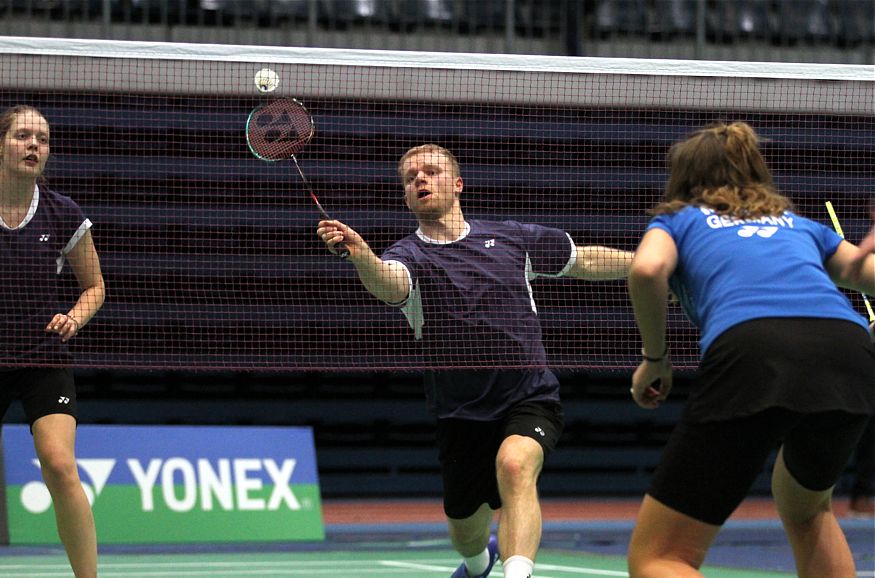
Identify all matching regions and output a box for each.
[648,407,870,526]
[437,400,564,520]
[0,367,77,427]
[688,318,875,421]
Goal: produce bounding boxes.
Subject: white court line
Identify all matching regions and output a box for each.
[0,559,630,577]
[379,559,618,578]
[0,569,448,577]
[380,560,456,572]
[0,559,447,569]
[538,564,628,577]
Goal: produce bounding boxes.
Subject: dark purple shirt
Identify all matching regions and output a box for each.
[381,219,575,420]
[0,185,90,365]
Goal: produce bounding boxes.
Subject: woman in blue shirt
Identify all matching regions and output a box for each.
[627,122,874,578]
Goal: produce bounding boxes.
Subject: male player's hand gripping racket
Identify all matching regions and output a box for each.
[246,98,349,258]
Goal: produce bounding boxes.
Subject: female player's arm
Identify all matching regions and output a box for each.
[47,229,105,342]
[317,219,409,304]
[567,245,634,280]
[826,238,875,297]
[627,228,676,409]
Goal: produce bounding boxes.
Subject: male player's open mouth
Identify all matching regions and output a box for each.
[417,189,432,200]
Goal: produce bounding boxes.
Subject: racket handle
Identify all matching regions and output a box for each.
[331,243,350,259]
[315,206,349,259]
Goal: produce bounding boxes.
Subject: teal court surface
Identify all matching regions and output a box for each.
[0,516,872,577]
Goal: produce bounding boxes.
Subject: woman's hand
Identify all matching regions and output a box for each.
[631,358,673,409]
[46,313,80,343]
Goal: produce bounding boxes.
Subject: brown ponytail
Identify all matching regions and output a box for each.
[653,121,793,218]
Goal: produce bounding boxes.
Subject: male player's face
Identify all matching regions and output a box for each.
[401,150,463,220]
[1,111,50,179]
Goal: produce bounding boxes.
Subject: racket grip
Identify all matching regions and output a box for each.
[331,243,350,259]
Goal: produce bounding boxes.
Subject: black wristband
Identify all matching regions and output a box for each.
[641,347,668,362]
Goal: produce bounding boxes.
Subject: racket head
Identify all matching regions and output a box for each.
[246,98,315,161]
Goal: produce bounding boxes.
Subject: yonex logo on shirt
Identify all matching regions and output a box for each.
[738,225,778,238]
[58,396,70,404]
[39,234,50,242]
[484,239,495,248]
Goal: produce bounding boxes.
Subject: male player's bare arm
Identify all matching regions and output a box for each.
[827,239,875,297]
[317,219,410,304]
[566,245,634,280]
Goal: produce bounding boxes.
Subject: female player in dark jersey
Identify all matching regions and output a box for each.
[318,144,632,578]
[627,122,874,578]
[0,105,104,578]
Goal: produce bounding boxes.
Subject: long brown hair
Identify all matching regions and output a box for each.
[652,121,792,217]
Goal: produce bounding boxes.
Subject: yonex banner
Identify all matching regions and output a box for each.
[1,425,324,544]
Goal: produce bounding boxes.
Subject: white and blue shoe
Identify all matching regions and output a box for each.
[450,535,499,578]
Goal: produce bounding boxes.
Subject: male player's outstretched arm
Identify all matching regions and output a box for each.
[835,211,875,294]
[566,245,634,280]
[827,237,875,297]
[316,218,409,304]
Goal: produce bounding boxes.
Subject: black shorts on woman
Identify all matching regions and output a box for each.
[649,317,875,526]
[0,367,77,428]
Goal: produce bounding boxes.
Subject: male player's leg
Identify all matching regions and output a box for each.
[495,401,563,578]
[448,503,495,559]
[32,413,97,578]
[495,435,543,562]
[772,412,868,578]
[439,417,500,577]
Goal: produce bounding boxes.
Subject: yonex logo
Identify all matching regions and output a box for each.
[485,239,495,248]
[534,426,545,437]
[737,225,778,238]
[20,458,303,514]
[22,458,115,513]
[58,396,70,404]
[39,234,50,242]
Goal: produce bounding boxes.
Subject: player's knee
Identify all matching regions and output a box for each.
[38,452,79,489]
[496,437,542,486]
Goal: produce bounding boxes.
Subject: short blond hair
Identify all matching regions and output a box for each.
[397,144,460,180]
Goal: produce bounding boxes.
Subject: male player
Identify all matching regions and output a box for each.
[317,144,632,578]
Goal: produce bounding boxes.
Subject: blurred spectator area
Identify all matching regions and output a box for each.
[0,0,872,63]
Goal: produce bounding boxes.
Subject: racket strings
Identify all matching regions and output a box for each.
[247,100,313,161]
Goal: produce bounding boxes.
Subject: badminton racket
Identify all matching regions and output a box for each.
[246,98,349,258]
[825,201,875,322]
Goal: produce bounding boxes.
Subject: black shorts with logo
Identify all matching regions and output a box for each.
[437,400,564,520]
[0,367,77,427]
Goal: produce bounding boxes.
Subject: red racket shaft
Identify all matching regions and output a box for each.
[292,157,349,259]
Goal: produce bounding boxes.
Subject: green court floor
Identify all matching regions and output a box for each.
[0,548,797,577]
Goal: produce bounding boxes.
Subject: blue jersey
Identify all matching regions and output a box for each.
[647,206,867,356]
[0,185,91,364]
[381,219,576,420]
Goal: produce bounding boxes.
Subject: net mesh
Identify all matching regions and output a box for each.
[1,38,872,371]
